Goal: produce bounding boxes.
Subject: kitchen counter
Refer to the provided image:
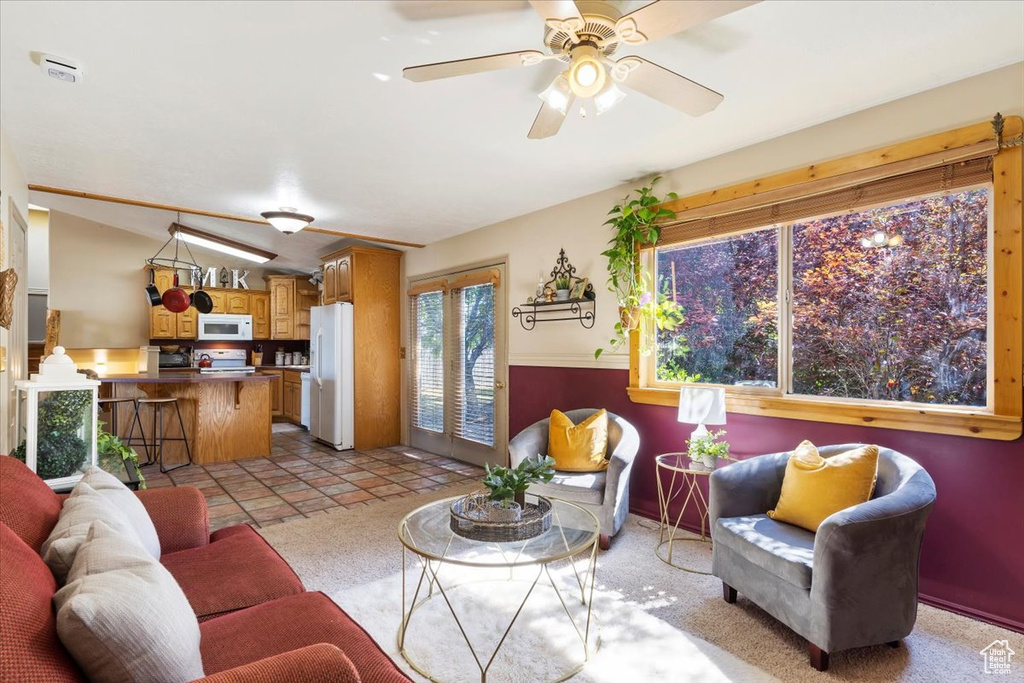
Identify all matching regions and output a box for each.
[257,365,311,371]
[103,372,275,383]
[101,373,272,465]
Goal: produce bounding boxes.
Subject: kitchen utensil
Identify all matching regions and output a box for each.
[162,273,190,313]
[192,279,214,315]
[145,269,162,307]
[198,353,213,368]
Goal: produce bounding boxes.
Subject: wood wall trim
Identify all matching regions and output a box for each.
[28,184,425,249]
[631,117,1024,441]
[660,118,1022,216]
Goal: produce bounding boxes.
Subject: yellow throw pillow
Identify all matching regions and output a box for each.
[547,409,609,472]
[767,441,879,532]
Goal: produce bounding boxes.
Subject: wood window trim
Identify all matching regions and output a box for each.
[628,117,1023,441]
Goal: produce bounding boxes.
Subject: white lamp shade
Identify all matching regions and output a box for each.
[677,386,727,426]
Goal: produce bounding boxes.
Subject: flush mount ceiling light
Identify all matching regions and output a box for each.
[260,207,314,234]
[170,223,277,264]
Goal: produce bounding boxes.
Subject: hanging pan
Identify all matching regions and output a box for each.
[162,272,191,313]
[145,269,162,307]
[192,279,214,314]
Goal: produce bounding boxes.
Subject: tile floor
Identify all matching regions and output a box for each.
[140,423,484,531]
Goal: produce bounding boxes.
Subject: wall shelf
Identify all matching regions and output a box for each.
[512,295,596,330]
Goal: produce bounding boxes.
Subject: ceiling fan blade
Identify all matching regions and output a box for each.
[528,0,583,22]
[528,96,575,139]
[616,0,759,46]
[404,50,547,82]
[612,56,723,117]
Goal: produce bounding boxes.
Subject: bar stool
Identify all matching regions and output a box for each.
[98,397,150,464]
[135,397,193,473]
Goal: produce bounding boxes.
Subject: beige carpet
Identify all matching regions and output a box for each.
[260,486,1018,682]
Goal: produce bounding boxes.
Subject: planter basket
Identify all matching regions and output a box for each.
[450,492,553,542]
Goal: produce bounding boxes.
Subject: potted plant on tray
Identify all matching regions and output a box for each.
[597,176,684,359]
[482,455,556,519]
[687,429,729,470]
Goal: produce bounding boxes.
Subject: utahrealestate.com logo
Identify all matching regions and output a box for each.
[980,640,1015,675]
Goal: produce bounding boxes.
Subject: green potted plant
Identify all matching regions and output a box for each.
[597,176,682,359]
[482,455,556,515]
[554,277,571,301]
[686,429,729,470]
[97,422,146,489]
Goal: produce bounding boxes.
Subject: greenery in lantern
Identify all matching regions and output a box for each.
[12,390,93,479]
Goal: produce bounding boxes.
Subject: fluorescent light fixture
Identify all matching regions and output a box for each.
[260,207,314,234]
[539,73,572,115]
[169,223,277,264]
[594,82,626,115]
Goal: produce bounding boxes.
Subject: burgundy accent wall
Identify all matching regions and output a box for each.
[510,364,1024,632]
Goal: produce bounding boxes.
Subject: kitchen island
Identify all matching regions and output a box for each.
[101,371,273,465]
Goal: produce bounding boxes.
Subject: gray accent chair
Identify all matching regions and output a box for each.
[709,444,936,671]
[508,409,640,550]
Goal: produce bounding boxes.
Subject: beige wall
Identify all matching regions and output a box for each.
[48,211,276,348]
[404,62,1024,373]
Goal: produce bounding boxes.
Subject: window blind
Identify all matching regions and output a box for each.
[409,290,445,433]
[659,155,995,246]
[451,283,495,446]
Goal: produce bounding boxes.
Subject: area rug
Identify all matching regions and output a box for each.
[260,486,1020,682]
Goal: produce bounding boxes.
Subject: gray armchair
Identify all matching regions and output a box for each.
[709,444,936,671]
[508,409,639,550]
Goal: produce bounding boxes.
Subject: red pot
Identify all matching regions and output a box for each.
[162,273,190,313]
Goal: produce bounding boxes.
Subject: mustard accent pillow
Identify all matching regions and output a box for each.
[547,409,609,472]
[767,441,879,532]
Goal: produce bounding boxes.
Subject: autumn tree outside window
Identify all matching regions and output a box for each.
[628,118,1022,440]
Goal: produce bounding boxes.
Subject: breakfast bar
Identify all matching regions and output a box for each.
[100,372,274,465]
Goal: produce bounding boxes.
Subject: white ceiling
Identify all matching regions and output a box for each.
[2,0,1022,270]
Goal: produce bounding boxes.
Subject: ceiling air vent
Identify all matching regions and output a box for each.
[39,54,82,84]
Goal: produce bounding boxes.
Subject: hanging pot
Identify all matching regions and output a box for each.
[162,273,191,313]
[145,269,162,307]
[618,306,641,331]
[192,279,214,315]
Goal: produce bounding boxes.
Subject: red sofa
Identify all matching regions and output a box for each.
[0,455,410,682]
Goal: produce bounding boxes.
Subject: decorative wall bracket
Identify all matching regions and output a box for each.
[511,248,596,330]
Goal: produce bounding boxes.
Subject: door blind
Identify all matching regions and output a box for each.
[410,290,445,433]
[451,283,495,446]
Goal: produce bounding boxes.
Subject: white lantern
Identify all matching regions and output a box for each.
[15,346,100,490]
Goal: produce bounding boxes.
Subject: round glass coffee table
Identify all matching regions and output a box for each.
[398,494,600,682]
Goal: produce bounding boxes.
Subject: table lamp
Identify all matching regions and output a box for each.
[677,386,727,448]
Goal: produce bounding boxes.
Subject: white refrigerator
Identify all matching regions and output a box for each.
[309,302,355,450]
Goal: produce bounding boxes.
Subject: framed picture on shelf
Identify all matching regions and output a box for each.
[569,277,588,300]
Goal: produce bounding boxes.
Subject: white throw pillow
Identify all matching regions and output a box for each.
[41,482,142,584]
[80,466,161,560]
[53,520,205,683]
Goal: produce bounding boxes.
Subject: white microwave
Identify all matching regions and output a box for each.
[197,314,253,341]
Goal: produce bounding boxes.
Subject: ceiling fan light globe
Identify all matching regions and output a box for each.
[539,73,573,116]
[594,83,626,115]
[575,62,598,87]
[567,46,606,98]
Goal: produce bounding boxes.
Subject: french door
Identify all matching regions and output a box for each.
[408,264,507,468]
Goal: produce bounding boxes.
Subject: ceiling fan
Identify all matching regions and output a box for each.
[403,0,759,139]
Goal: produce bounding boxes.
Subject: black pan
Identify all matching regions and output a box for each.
[192,282,214,314]
[145,269,162,307]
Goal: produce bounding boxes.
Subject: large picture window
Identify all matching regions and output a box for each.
[654,187,990,409]
[630,118,1022,440]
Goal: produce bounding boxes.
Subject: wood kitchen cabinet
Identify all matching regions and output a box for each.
[260,368,284,416]
[147,267,275,340]
[319,245,402,449]
[282,370,303,423]
[266,275,317,340]
[249,291,271,340]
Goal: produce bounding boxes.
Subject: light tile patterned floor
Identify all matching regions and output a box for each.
[140,423,483,531]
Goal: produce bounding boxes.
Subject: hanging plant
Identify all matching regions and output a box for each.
[596,177,684,359]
